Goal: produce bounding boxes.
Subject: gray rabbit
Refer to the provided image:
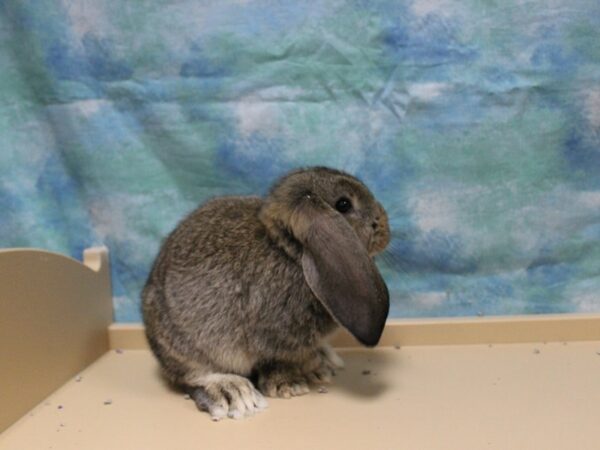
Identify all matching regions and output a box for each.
[142,167,390,420]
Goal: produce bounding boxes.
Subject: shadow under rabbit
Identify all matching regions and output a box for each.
[326,348,397,399]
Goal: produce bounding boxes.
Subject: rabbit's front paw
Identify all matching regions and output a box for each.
[303,344,344,384]
[256,364,310,399]
[318,343,345,371]
[304,365,333,385]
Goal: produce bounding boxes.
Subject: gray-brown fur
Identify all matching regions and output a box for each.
[142,167,390,420]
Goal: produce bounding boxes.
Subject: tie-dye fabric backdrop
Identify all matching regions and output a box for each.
[1,1,599,321]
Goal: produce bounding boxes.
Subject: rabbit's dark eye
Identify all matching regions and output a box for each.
[335,197,352,213]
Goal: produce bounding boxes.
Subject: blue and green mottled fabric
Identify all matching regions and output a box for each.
[1,0,599,321]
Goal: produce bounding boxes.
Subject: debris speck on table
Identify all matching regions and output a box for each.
[362,370,371,375]
[318,386,328,394]
[183,394,191,400]
[103,399,113,405]
[393,345,401,350]
[57,405,63,410]
[115,348,124,354]
[533,348,541,354]
[75,375,83,382]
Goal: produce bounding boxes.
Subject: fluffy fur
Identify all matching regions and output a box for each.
[142,167,390,420]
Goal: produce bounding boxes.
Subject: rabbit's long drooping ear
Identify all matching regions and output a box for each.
[291,195,389,346]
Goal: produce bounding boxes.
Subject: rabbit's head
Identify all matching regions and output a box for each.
[260,167,391,346]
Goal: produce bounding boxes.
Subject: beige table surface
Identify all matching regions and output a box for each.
[2,342,600,450]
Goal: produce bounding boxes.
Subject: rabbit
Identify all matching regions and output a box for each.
[142,166,390,420]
